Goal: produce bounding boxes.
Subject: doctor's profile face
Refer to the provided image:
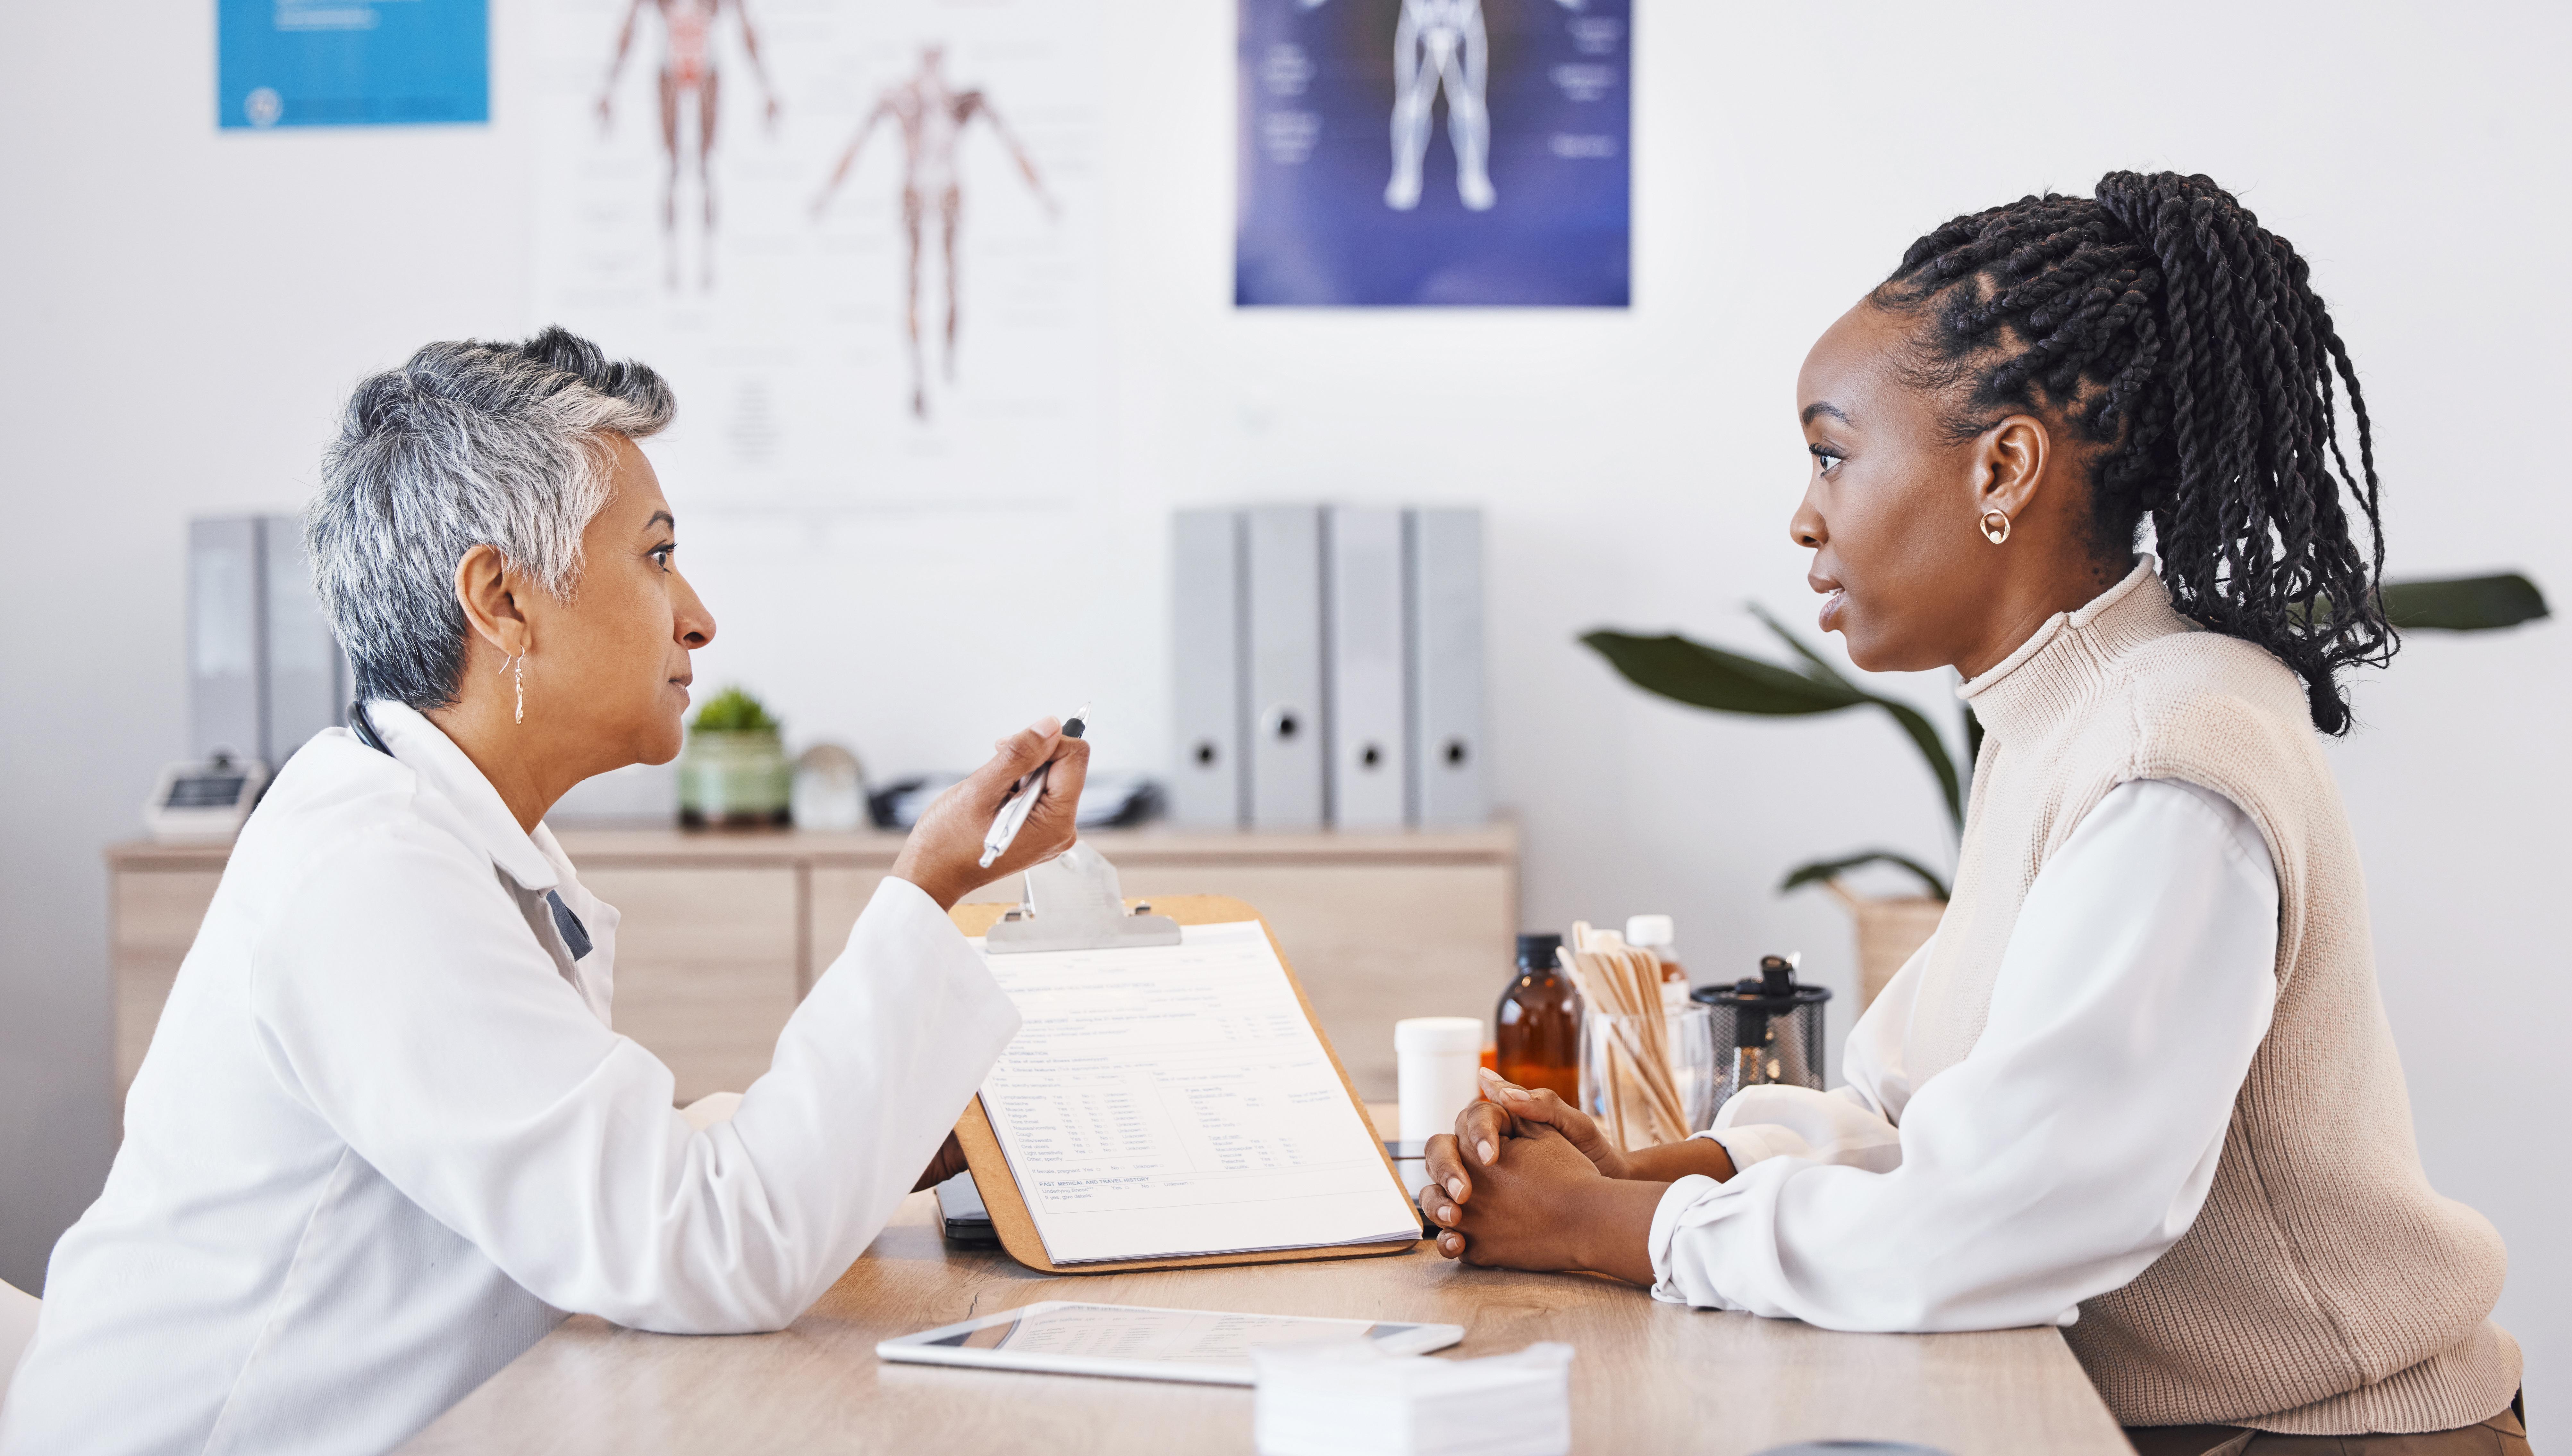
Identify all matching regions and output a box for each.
[1787,299,2002,674]
[523,436,717,770]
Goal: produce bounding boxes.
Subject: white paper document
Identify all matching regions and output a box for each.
[972,921,1423,1264]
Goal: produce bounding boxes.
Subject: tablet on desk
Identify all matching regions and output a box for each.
[877,1301,1463,1386]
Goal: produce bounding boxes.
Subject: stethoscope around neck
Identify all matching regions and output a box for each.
[349,701,393,758]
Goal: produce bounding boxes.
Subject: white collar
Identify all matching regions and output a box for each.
[361,699,562,894]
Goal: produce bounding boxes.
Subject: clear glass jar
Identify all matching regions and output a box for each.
[1579,1003,1716,1147]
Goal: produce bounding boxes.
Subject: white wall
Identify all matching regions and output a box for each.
[3,0,2562,1419]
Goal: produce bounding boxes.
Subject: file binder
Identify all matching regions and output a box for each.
[189,517,266,766]
[1169,509,1246,826]
[1407,509,1489,826]
[190,515,348,772]
[1245,505,1326,827]
[1324,506,1408,829]
[260,515,346,766]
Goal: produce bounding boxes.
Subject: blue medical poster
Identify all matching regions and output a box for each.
[217,0,489,129]
[1236,0,1629,308]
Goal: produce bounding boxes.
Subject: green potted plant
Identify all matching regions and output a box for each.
[679,687,793,829]
[1582,573,2549,1005]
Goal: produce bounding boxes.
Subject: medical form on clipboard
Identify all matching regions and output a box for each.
[967,920,1423,1266]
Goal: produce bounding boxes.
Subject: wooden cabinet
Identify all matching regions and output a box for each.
[106,825,1517,1117]
[576,867,801,1105]
[108,865,226,1110]
[1108,862,1510,1097]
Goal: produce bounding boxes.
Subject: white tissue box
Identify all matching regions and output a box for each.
[1251,1340,1574,1456]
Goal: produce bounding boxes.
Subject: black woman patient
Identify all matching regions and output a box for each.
[1416,173,2524,1456]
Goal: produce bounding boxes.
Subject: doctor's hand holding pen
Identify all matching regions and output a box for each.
[889,714,1088,1194]
[891,714,1091,912]
[1413,1070,1739,1284]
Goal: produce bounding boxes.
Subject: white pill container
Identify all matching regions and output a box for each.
[1394,1016,1487,1144]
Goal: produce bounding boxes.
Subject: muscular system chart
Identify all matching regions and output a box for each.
[971,921,1423,1265]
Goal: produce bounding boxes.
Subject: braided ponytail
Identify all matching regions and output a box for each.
[1874,171,2392,734]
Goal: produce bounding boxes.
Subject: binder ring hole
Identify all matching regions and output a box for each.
[1193,741,1218,766]
[1359,744,1382,769]
[1443,739,1469,766]
[1273,711,1300,741]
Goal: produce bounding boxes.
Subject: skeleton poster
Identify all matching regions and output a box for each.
[1236,0,1630,307]
[531,0,1103,508]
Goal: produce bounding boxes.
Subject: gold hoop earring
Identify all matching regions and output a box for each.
[1980,509,2012,545]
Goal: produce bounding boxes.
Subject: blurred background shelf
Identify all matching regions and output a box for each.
[106,823,1518,1117]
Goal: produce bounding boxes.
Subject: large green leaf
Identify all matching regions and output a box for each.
[1579,630,1869,716]
[1875,699,1965,832]
[1745,606,1964,831]
[2380,574,2550,631]
[1590,611,1967,831]
[1779,850,1950,902]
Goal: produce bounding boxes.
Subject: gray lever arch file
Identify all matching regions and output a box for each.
[190,515,351,773]
[1325,506,1408,829]
[1407,508,1488,826]
[260,515,347,768]
[1170,508,1246,826]
[189,517,266,767]
[1245,505,1327,827]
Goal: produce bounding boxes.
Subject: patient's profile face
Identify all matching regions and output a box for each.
[528,438,717,769]
[1786,299,1992,673]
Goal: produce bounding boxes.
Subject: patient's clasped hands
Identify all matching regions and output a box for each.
[1417,1070,1738,1287]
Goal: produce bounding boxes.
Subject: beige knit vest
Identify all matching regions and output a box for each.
[1907,561,2517,1434]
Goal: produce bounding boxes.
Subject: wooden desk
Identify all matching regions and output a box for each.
[402,1111,2129,1456]
[106,823,1517,1113]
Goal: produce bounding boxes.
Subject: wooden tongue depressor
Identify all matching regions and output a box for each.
[1561,922,1690,1149]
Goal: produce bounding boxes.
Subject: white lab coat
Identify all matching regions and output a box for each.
[0,702,1021,1456]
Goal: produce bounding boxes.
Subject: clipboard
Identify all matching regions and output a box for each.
[948,848,1420,1276]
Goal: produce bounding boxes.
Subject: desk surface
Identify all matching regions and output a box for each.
[403,1122,2127,1456]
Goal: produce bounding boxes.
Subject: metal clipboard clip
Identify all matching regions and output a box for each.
[983,841,1183,954]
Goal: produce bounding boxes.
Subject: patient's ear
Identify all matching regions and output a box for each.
[1968,415,2050,522]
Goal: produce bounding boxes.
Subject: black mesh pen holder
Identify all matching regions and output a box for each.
[1691,955,1831,1117]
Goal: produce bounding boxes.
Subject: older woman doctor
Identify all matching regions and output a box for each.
[0,329,1086,1455]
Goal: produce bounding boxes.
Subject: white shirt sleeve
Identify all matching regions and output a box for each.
[1647,779,2278,1331]
[252,839,1019,1335]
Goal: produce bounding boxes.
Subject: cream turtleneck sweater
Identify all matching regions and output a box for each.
[1647,560,2517,1435]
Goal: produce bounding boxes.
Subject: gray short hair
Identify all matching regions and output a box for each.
[306,327,675,712]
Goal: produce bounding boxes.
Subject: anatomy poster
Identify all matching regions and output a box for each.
[530,0,1104,508]
[1237,0,1630,307]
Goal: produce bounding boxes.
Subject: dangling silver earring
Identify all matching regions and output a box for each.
[1980,509,2013,545]
[498,650,525,725]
